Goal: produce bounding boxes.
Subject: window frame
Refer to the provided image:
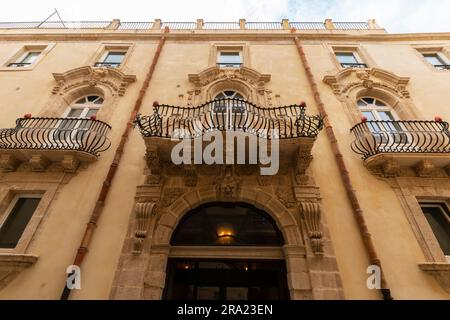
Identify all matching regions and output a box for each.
[0,43,55,72]
[419,202,450,261]
[0,194,42,251]
[96,51,127,68]
[414,47,450,71]
[334,51,367,69]
[357,97,399,121]
[217,50,243,68]
[91,43,134,70]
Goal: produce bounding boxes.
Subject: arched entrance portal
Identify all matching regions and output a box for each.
[164,202,290,300]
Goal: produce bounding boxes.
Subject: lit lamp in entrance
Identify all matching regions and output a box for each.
[217,229,235,245]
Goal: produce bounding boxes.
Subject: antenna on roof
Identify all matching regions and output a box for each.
[37,8,66,28]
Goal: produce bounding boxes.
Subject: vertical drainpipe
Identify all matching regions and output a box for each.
[293,35,393,300]
[60,27,170,300]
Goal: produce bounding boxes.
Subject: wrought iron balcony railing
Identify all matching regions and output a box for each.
[135,98,323,139]
[341,63,368,69]
[0,117,112,157]
[351,120,450,160]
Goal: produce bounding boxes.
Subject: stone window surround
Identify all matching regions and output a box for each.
[327,44,376,70]
[0,43,56,72]
[208,42,250,68]
[392,178,450,294]
[88,42,135,71]
[0,176,63,290]
[413,45,450,72]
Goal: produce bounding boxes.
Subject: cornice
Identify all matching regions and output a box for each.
[0,31,450,43]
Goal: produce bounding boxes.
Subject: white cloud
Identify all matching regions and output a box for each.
[0,0,448,33]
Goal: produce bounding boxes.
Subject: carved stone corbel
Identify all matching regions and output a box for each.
[415,160,434,178]
[300,201,324,255]
[0,154,19,172]
[29,154,49,172]
[294,143,314,184]
[183,165,198,187]
[145,145,161,175]
[133,202,157,254]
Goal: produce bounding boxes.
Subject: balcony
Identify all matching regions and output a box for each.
[351,120,450,177]
[0,117,111,172]
[135,98,323,176]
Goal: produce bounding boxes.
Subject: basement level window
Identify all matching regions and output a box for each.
[420,203,450,257]
[217,51,242,68]
[0,195,41,248]
[8,51,41,68]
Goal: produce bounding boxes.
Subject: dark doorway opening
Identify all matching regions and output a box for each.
[164,259,290,300]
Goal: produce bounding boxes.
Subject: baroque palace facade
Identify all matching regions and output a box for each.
[0,18,449,300]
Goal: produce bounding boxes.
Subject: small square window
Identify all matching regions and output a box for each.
[0,196,41,248]
[8,51,41,68]
[423,53,449,70]
[95,51,126,68]
[217,52,242,68]
[335,52,367,69]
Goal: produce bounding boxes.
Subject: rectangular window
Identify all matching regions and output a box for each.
[95,51,126,68]
[8,51,41,68]
[0,196,41,248]
[420,203,450,256]
[335,52,367,68]
[217,51,242,68]
[423,53,449,70]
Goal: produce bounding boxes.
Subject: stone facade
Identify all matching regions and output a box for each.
[0,19,449,300]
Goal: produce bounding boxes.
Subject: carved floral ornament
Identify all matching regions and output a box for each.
[322,67,411,99]
[187,66,273,104]
[52,66,137,97]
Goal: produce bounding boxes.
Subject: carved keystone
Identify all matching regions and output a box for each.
[300,201,324,255]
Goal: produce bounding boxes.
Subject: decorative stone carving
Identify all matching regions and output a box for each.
[300,201,324,254]
[29,154,49,172]
[415,160,435,178]
[146,145,161,175]
[160,188,186,208]
[61,155,80,173]
[257,174,271,186]
[133,202,157,254]
[276,188,297,208]
[183,165,198,187]
[189,66,271,89]
[216,166,241,198]
[382,159,401,177]
[0,154,19,172]
[323,67,411,99]
[52,66,136,97]
[294,144,314,183]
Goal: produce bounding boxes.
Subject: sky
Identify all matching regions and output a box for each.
[0,0,449,33]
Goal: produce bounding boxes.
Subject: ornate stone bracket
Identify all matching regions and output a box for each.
[294,142,314,184]
[299,201,324,255]
[52,66,137,97]
[133,202,157,254]
[145,145,162,175]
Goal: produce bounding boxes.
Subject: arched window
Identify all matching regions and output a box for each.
[64,95,103,119]
[357,97,397,121]
[214,90,245,100]
[171,203,284,246]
